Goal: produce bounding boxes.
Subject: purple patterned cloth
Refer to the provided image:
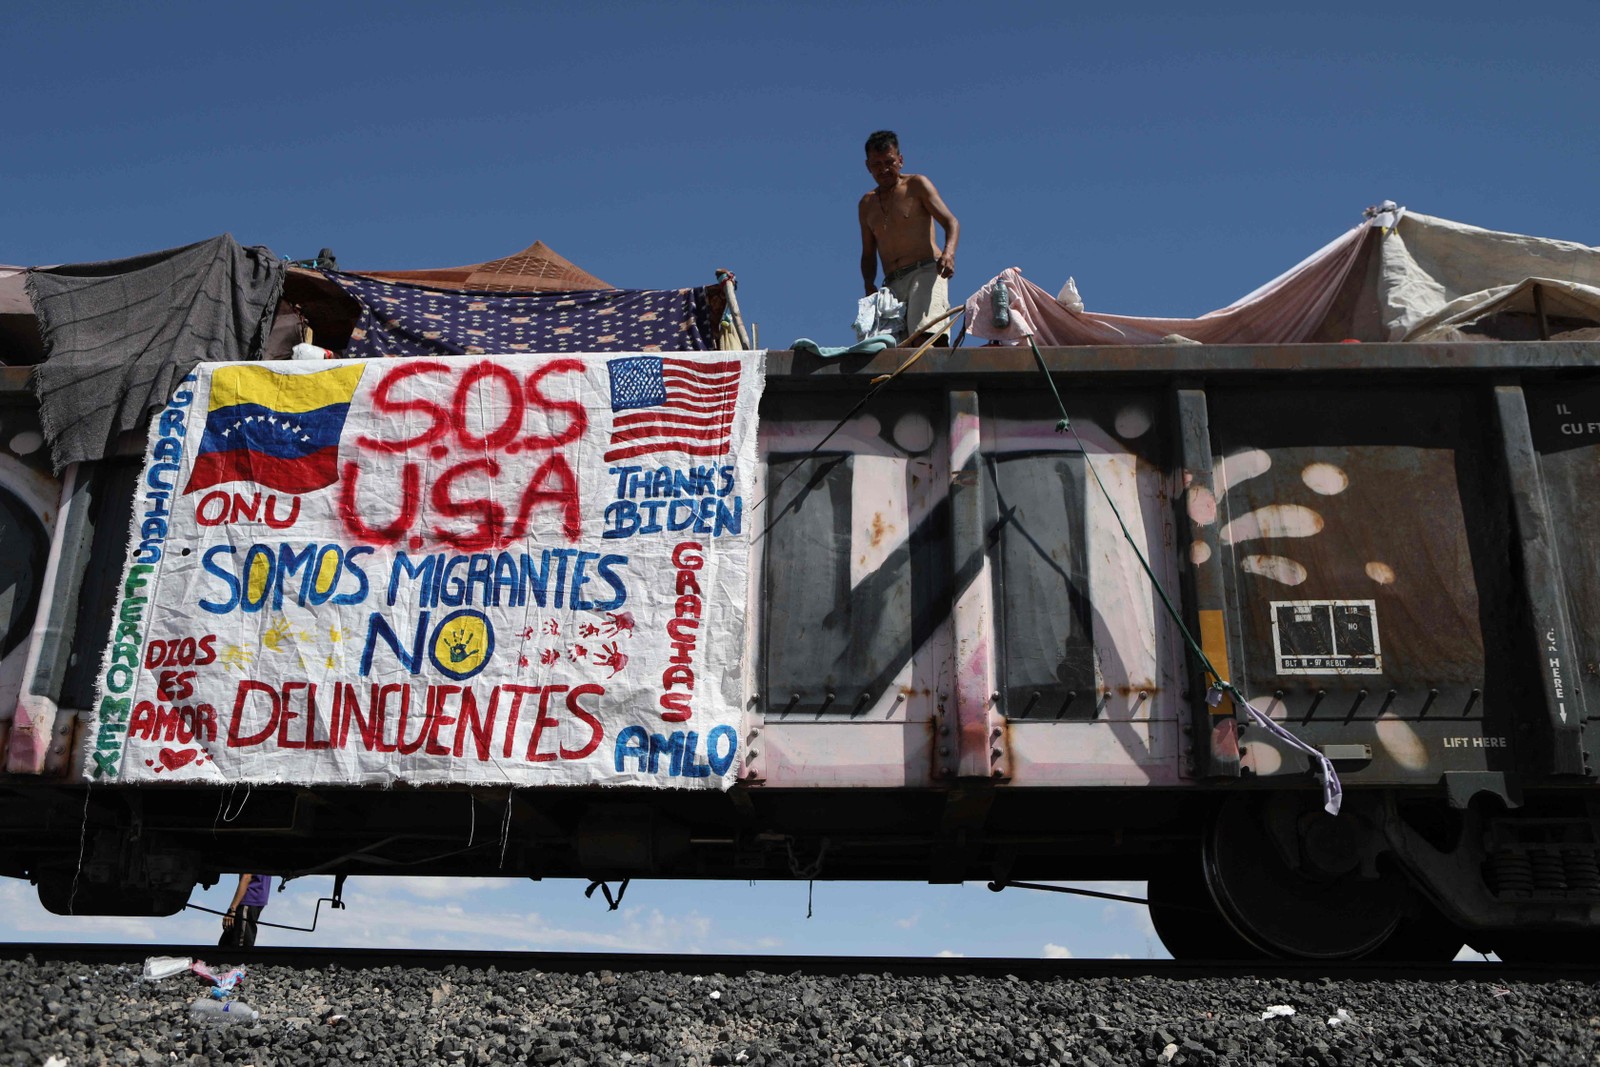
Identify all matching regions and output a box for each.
[324,272,721,358]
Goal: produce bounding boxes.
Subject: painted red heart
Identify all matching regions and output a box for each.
[158,748,198,771]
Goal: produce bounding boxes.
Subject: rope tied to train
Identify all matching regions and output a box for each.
[1024,335,1342,816]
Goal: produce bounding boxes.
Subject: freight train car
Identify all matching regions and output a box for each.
[2,338,1598,964]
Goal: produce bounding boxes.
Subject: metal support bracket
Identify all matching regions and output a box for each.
[1493,384,1589,776]
[948,390,1006,781]
[1172,387,1241,778]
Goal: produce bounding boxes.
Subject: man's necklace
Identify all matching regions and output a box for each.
[874,184,895,220]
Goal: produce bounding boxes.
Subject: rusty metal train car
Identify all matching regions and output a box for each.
[2,335,1599,963]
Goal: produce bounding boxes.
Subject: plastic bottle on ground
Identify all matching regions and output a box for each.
[190,999,259,1025]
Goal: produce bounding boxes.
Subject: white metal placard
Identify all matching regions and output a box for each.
[1269,599,1382,675]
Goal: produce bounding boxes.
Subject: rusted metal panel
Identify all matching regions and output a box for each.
[755,379,1184,789]
[972,386,1181,785]
[983,395,1174,694]
[759,393,951,726]
[758,721,936,788]
[984,445,1093,716]
[1206,384,1516,782]
[755,390,952,787]
[1005,721,1179,786]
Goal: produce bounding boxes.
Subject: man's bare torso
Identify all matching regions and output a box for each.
[859,176,940,277]
[858,141,958,306]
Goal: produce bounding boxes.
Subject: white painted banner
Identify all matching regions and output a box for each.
[86,351,765,787]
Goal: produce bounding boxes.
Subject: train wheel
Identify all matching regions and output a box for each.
[1202,795,1403,959]
[1366,895,1465,962]
[1147,850,1264,960]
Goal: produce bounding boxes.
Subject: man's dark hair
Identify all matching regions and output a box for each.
[865,130,899,156]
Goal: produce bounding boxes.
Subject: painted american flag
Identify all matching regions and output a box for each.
[604,356,742,462]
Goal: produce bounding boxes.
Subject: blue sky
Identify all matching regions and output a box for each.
[1,0,1586,956]
[0,876,1157,959]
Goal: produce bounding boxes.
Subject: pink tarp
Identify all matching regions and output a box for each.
[964,222,1372,346]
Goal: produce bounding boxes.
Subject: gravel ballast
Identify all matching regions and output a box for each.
[2,957,1597,1066]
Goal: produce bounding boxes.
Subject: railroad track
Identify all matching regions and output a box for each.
[4,942,1595,984]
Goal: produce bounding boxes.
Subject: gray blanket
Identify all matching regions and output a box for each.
[27,234,284,472]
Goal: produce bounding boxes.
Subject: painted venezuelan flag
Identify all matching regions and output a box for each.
[184,363,366,496]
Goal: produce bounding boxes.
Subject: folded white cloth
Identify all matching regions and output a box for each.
[854,288,905,341]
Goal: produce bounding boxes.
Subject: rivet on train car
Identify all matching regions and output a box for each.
[940,726,951,737]
[991,768,1004,777]
[820,691,837,712]
[1419,688,1439,717]
[1058,691,1077,719]
[1273,689,1284,700]
[1021,691,1041,717]
[1462,688,1481,717]
[991,691,1001,704]
[1345,688,1369,723]
[990,748,1003,763]
[1239,746,1248,758]
[940,746,951,757]
[784,694,800,713]
[1377,689,1397,716]
[852,693,871,716]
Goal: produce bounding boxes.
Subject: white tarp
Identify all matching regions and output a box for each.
[86,351,764,787]
[1382,212,1600,341]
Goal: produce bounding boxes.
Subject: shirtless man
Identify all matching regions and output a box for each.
[858,130,960,345]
